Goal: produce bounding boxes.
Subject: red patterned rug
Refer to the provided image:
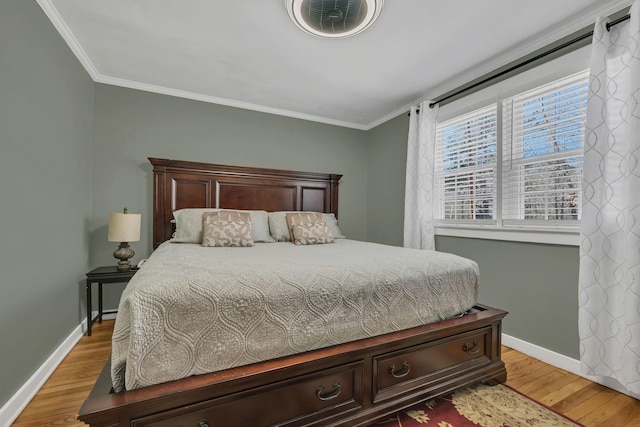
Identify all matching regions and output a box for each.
[371,383,583,427]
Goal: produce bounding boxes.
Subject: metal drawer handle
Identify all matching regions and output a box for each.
[316,381,342,401]
[463,340,480,355]
[198,420,209,427]
[389,361,411,378]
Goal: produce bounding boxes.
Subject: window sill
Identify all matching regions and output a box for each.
[435,224,579,246]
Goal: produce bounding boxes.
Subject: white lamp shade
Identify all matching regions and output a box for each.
[108,212,141,242]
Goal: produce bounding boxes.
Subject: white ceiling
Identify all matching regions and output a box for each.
[39,0,630,130]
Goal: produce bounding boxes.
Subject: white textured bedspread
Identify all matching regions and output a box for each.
[111,240,479,391]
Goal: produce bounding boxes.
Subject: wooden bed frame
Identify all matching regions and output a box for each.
[78,157,507,427]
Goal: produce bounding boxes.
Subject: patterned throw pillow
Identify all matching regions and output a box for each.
[285,212,325,240]
[202,210,254,247]
[290,223,335,245]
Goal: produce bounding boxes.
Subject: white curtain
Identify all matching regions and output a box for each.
[579,0,640,397]
[404,101,439,250]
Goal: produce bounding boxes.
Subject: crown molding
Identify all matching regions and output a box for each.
[38,0,634,132]
[37,0,370,131]
[36,0,100,80]
[95,75,369,130]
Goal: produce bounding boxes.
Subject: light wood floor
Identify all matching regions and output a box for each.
[11,320,640,426]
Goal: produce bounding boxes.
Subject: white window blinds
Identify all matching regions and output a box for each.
[433,70,588,232]
[434,105,497,222]
[502,70,588,227]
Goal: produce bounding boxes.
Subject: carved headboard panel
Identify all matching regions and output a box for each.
[149,158,342,248]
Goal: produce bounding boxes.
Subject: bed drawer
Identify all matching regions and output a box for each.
[373,327,491,402]
[133,361,363,427]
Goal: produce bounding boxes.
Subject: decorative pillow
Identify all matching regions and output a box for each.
[285,212,325,241]
[290,223,335,245]
[172,209,274,243]
[268,211,345,241]
[202,210,254,247]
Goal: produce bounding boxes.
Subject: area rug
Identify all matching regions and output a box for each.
[371,383,583,427]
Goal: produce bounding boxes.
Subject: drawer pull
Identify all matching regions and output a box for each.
[463,340,480,355]
[198,420,209,427]
[316,381,341,401]
[389,361,411,378]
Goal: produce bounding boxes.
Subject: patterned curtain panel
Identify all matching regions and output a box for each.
[579,0,640,397]
[404,101,439,250]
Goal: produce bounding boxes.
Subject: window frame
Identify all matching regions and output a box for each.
[432,46,591,246]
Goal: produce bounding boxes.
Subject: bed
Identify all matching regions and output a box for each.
[78,157,507,427]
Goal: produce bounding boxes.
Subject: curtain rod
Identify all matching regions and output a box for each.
[411,11,631,115]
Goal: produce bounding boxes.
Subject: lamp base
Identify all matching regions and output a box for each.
[113,242,135,271]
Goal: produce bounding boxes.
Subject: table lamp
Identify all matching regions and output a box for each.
[108,207,141,271]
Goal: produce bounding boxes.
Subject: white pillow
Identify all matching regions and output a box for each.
[172,209,274,243]
[322,213,345,239]
[268,211,345,242]
[267,211,292,242]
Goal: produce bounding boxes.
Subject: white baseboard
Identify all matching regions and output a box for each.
[502,334,581,374]
[502,333,640,400]
[0,312,116,427]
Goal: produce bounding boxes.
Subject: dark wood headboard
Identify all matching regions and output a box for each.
[149,158,342,248]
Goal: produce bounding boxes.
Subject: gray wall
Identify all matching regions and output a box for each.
[366,113,408,247]
[436,237,580,358]
[0,0,94,410]
[90,84,369,309]
[366,112,581,359]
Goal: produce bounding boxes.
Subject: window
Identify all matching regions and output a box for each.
[502,71,588,227]
[435,70,589,231]
[434,105,497,223]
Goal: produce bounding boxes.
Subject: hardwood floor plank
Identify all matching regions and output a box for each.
[509,363,560,394]
[562,384,619,421]
[581,394,640,426]
[527,372,583,402]
[11,319,639,426]
[540,376,595,407]
[550,382,606,413]
[608,404,640,427]
[629,417,640,427]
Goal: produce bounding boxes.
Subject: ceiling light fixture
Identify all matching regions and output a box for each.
[286,0,383,38]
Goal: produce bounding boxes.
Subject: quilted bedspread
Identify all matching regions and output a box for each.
[111,240,479,391]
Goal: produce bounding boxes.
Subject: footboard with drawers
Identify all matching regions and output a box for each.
[79,305,506,427]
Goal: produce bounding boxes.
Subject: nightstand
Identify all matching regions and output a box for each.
[86,266,137,336]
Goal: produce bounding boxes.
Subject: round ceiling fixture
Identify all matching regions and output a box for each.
[286,0,383,38]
